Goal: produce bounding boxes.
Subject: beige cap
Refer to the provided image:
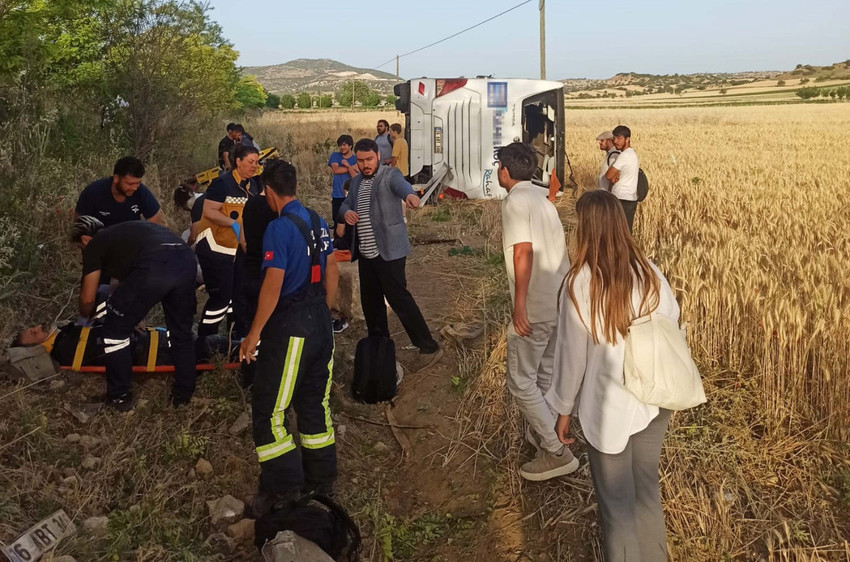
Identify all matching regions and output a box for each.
[596,130,614,140]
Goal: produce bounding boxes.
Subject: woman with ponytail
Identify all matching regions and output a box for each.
[548,189,679,561]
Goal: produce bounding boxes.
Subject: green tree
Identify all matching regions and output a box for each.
[235,75,267,109]
[796,87,818,99]
[101,0,240,159]
[296,92,313,109]
[265,92,280,109]
[362,89,381,107]
[777,80,785,86]
[317,94,333,108]
[336,80,372,107]
[280,93,295,109]
[385,93,397,107]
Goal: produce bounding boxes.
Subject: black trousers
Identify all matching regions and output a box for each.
[240,273,262,387]
[102,246,197,400]
[358,255,438,353]
[252,300,337,495]
[231,248,250,339]
[619,199,638,233]
[195,238,235,353]
[331,197,346,231]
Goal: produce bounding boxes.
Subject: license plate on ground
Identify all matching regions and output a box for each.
[1,509,76,562]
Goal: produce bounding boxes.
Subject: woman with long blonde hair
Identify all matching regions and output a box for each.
[548,190,679,561]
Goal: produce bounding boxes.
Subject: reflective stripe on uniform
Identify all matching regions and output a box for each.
[104,337,130,354]
[255,337,304,463]
[202,300,231,325]
[196,228,237,256]
[256,436,296,462]
[301,344,335,450]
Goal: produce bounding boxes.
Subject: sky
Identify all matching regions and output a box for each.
[205,0,850,80]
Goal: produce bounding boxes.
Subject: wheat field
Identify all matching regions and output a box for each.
[250,105,850,558]
[562,104,850,559]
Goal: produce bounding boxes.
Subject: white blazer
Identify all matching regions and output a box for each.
[546,261,680,454]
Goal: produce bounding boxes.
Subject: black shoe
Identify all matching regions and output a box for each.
[249,489,301,519]
[332,318,349,334]
[303,482,336,499]
[169,393,191,408]
[105,393,134,412]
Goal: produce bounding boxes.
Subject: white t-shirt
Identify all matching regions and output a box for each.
[546,261,679,454]
[598,148,620,190]
[611,147,639,201]
[501,181,570,324]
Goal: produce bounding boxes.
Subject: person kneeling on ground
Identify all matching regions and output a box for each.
[549,190,677,560]
[70,216,198,411]
[496,142,578,481]
[240,159,339,513]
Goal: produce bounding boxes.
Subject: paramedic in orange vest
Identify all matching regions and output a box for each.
[195,144,260,352]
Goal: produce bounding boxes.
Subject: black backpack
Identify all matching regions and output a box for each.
[254,493,361,561]
[352,336,397,403]
[636,168,649,202]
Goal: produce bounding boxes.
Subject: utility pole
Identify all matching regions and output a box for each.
[539,0,546,80]
[396,55,400,81]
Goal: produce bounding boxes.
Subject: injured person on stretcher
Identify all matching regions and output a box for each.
[12,319,238,370]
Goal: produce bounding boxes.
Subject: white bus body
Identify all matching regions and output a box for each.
[394,78,565,200]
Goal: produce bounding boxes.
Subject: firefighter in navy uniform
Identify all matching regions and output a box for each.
[70,216,197,410]
[240,159,339,511]
[195,144,260,352]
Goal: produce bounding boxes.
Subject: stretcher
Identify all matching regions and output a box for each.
[61,363,241,373]
[64,326,240,373]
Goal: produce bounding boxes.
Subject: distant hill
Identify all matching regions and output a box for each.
[777,60,850,82]
[243,58,400,95]
[561,70,783,94]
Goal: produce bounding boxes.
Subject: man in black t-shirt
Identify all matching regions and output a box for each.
[76,157,162,227]
[218,123,244,170]
[70,217,197,411]
[237,189,278,387]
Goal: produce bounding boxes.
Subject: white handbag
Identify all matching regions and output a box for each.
[623,313,707,410]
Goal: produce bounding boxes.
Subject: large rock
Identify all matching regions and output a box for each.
[206,495,245,528]
[334,261,363,321]
[260,530,334,562]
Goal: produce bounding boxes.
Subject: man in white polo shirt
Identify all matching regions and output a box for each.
[498,142,578,482]
[605,124,640,232]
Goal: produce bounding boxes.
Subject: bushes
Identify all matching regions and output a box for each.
[0,0,243,340]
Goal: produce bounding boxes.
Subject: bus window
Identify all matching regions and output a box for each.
[522,90,559,185]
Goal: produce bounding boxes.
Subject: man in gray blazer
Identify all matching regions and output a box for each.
[339,138,442,370]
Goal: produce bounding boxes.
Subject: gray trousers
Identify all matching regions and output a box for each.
[506,320,561,453]
[588,408,672,562]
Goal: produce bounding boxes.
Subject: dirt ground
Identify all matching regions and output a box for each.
[0,195,597,562]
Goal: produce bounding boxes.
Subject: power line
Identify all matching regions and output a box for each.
[374,0,534,71]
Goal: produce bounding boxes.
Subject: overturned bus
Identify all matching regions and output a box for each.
[394,77,565,200]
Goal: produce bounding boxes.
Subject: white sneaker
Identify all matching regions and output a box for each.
[518,446,579,481]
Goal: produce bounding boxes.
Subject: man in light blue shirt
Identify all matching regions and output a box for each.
[375,119,393,164]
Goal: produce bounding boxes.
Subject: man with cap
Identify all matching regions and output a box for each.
[596,131,620,191]
[240,159,339,510]
[604,125,641,232]
[69,216,197,411]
